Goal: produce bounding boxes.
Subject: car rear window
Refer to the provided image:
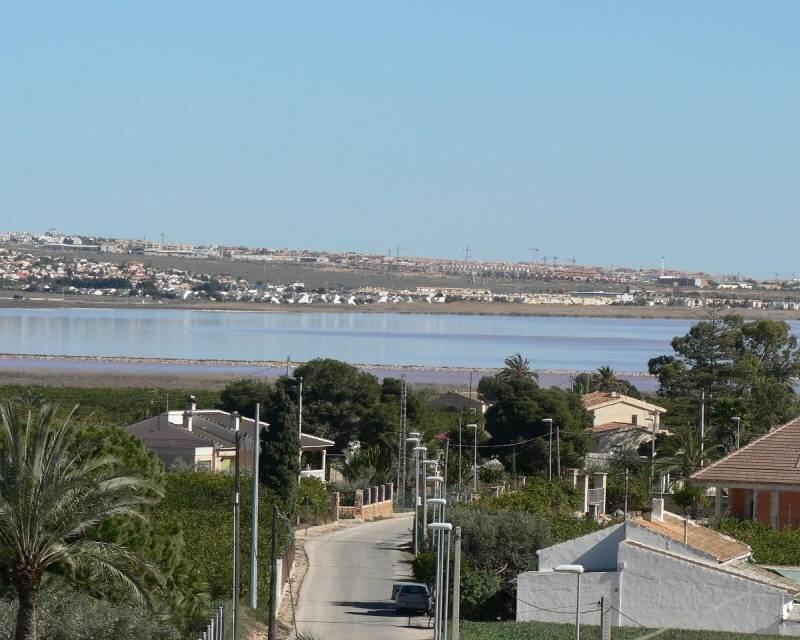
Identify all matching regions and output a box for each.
[403,586,427,595]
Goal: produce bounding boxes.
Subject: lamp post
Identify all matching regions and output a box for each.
[426,474,443,551]
[424,460,438,548]
[466,424,478,494]
[732,416,741,449]
[407,438,421,554]
[429,522,453,640]
[543,418,553,482]
[555,564,584,640]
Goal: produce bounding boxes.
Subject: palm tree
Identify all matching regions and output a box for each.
[594,366,622,393]
[0,401,162,640]
[498,353,538,382]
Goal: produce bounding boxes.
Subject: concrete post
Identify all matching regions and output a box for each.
[273,557,282,614]
[593,472,608,517]
[582,473,589,515]
[452,526,461,640]
[714,486,722,517]
[330,491,340,522]
[379,484,385,502]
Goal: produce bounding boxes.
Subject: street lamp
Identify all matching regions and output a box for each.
[409,441,424,554]
[426,475,443,548]
[732,416,742,449]
[543,418,553,482]
[429,522,453,640]
[466,424,478,494]
[555,564,584,640]
[428,497,446,553]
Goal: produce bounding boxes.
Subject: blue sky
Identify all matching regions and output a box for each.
[2,3,798,276]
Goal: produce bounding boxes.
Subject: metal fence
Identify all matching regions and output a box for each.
[194,604,225,640]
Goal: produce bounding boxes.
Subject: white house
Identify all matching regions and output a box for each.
[517,499,800,636]
[127,396,334,478]
[582,392,667,457]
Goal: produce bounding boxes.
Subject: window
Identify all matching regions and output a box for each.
[631,415,638,426]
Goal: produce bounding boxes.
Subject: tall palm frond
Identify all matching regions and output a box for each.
[0,400,163,640]
[498,353,538,382]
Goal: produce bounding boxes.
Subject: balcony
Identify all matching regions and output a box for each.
[300,468,325,481]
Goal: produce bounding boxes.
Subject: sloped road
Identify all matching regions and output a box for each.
[294,515,431,640]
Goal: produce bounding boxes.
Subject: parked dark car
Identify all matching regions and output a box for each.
[395,583,432,614]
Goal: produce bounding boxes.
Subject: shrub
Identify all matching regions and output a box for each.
[715,517,800,565]
[460,570,507,621]
[411,552,437,585]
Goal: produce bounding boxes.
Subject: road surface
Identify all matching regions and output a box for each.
[295,515,432,639]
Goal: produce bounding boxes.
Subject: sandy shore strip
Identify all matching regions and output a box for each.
[0,353,660,390]
[2,294,799,321]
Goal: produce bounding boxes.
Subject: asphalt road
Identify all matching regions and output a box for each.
[295,515,432,640]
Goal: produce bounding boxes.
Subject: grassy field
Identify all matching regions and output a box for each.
[460,621,785,640]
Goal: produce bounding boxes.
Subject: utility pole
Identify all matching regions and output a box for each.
[232,432,241,640]
[624,467,629,520]
[249,404,261,609]
[457,413,463,496]
[268,504,278,640]
[556,424,561,478]
[699,390,705,466]
[544,419,553,482]
[452,526,462,640]
[398,374,408,507]
[286,356,290,377]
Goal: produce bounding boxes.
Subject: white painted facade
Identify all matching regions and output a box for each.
[519,517,800,635]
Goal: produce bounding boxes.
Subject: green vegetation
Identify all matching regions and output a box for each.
[0,385,219,429]
[649,314,800,450]
[461,620,785,640]
[0,400,161,640]
[715,517,800,565]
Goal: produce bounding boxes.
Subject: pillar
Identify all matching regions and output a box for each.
[770,491,779,528]
[714,486,722,517]
[593,472,608,516]
[582,473,590,515]
[752,489,759,521]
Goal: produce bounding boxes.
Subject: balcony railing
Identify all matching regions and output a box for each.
[300,468,325,481]
[588,487,605,505]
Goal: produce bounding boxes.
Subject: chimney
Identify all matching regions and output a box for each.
[230,411,240,432]
[651,497,664,521]
[188,395,197,412]
[182,410,193,432]
[611,391,620,398]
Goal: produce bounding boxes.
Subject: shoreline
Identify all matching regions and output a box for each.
[2,295,800,321]
[0,353,654,379]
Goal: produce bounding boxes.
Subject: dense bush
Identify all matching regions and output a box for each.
[716,517,800,565]
[411,551,436,586]
[449,506,550,576]
[0,589,180,640]
[297,477,333,526]
[460,570,507,621]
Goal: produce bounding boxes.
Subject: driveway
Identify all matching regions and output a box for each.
[294,515,431,639]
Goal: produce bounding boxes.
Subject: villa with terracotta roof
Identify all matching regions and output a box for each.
[126,396,334,479]
[692,416,800,529]
[582,391,667,456]
[516,497,800,635]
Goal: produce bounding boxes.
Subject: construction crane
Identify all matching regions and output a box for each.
[394,246,410,259]
[552,256,558,267]
[569,257,577,266]
[528,247,539,263]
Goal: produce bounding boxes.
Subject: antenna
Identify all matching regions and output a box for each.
[464,246,479,262]
[660,256,666,277]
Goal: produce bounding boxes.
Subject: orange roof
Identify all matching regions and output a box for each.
[692,416,800,487]
[591,421,638,433]
[633,512,751,563]
[582,391,618,409]
[582,391,666,413]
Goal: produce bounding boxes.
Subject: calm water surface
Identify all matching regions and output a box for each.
[4,307,794,374]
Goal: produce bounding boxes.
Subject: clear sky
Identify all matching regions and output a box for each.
[2,3,798,276]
